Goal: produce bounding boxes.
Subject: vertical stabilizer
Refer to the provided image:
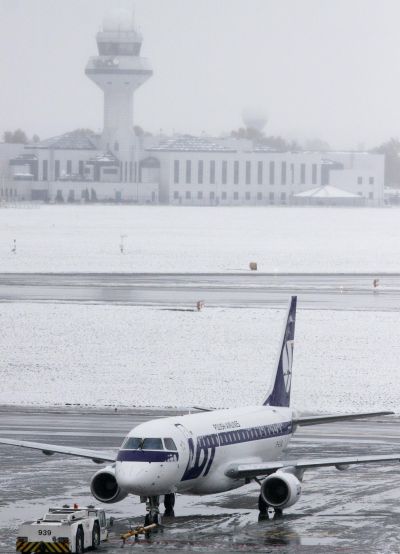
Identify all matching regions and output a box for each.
[263,296,297,407]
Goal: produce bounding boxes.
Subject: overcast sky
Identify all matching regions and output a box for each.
[1,0,400,149]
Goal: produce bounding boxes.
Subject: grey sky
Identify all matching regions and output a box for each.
[1,0,400,149]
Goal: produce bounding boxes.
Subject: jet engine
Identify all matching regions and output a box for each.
[260,471,301,509]
[90,465,128,504]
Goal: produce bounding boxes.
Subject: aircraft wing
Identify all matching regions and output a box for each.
[225,454,400,479]
[293,411,393,427]
[0,438,116,464]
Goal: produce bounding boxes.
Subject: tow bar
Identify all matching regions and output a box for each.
[121,523,158,546]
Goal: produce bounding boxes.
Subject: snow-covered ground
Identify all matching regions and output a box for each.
[1,303,398,413]
[1,204,400,273]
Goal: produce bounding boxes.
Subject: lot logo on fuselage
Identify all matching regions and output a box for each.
[176,425,216,481]
[180,436,216,481]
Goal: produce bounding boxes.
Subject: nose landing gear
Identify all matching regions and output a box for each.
[144,496,162,526]
[143,494,176,527]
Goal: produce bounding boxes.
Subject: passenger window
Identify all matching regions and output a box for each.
[164,438,177,450]
[142,438,164,450]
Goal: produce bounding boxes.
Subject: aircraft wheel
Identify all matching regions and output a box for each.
[91,522,100,549]
[75,528,84,554]
[164,493,175,516]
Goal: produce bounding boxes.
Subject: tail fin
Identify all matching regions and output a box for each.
[263,296,297,408]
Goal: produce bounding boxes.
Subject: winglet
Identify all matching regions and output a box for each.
[263,296,297,407]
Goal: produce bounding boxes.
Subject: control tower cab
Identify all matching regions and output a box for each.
[85,9,152,163]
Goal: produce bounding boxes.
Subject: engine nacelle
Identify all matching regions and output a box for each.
[90,465,128,504]
[260,471,301,509]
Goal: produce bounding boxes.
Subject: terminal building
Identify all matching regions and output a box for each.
[0,10,385,207]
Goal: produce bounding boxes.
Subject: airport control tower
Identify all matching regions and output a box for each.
[85,9,152,170]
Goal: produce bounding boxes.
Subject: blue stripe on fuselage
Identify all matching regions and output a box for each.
[180,420,292,481]
[116,450,179,462]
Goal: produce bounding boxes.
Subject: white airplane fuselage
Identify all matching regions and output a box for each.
[115,405,293,496]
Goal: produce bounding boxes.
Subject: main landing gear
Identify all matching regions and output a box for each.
[258,494,283,521]
[164,493,175,517]
[143,494,176,527]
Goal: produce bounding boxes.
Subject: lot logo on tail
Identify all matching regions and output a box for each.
[283,339,294,394]
[263,296,296,408]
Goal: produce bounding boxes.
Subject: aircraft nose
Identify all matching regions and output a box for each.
[115,451,179,496]
[116,461,147,493]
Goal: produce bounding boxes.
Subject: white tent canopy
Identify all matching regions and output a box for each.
[294,185,359,198]
[293,185,364,206]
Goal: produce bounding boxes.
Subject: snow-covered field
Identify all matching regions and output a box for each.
[1,204,400,273]
[1,303,398,413]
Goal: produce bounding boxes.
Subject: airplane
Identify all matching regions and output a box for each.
[1,295,399,526]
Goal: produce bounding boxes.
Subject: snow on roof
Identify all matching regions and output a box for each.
[28,130,98,151]
[294,185,359,199]
[147,135,236,153]
[86,151,119,165]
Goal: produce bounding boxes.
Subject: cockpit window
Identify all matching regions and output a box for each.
[122,437,142,450]
[121,437,164,450]
[164,438,177,451]
[141,438,163,450]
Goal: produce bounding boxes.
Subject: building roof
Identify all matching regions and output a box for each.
[147,135,236,153]
[294,185,359,199]
[27,130,98,150]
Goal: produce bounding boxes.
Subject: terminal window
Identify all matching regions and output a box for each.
[210,161,216,185]
[300,164,306,185]
[198,161,204,184]
[174,160,180,184]
[281,162,287,185]
[222,161,227,185]
[42,160,48,181]
[186,160,192,184]
[234,161,239,184]
[246,161,251,185]
[269,161,275,185]
[257,161,263,185]
[312,164,317,185]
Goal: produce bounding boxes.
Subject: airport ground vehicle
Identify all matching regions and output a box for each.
[16,505,108,553]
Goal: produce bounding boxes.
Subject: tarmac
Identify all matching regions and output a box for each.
[1,272,400,310]
[1,407,400,553]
